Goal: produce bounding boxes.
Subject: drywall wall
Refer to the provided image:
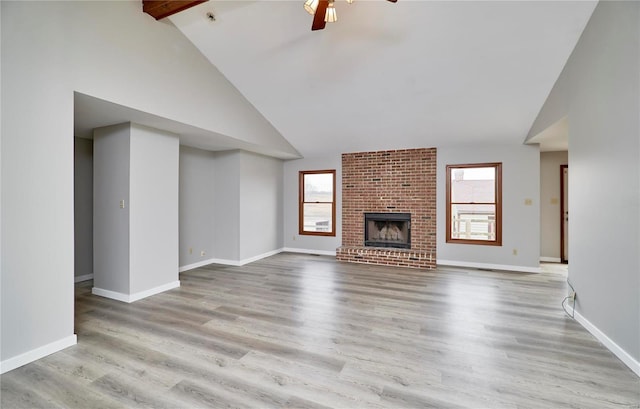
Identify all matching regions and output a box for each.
[93,123,179,299]
[283,155,343,255]
[527,71,570,142]
[437,143,541,271]
[72,3,297,157]
[179,146,216,267]
[239,151,284,260]
[532,1,639,365]
[2,2,74,365]
[179,148,284,267]
[129,124,179,294]
[212,151,241,261]
[0,2,3,364]
[84,141,206,278]
[93,124,131,295]
[540,151,568,261]
[74,138,93,279]
[1,0,294,367]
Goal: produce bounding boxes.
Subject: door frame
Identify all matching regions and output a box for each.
[560,164,568,263]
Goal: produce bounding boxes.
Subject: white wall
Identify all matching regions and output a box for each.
[437,143,541,272]
[71,3,296,156]
[540,151,568,261]
[93,124,131,295]
[283,155,343,255]
[0,3,3,362]
[179,149,284,267]
[1,0,294,368]
[93,123,179,299]
[212,151,241,262]
[129,124,179,294]
[566,1,639,365]
[84,142,214,279]
[529,1,639,370]
[2,2,75,366]
[239,151,284,260]
[74,138,94,279]
[179,146,216,267]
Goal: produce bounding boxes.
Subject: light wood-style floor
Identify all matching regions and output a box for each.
[2,253,638,408]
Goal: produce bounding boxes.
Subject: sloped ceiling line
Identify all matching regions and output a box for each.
[169,1,596,156]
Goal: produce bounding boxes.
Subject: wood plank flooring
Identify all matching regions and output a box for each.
[2,253,639,408]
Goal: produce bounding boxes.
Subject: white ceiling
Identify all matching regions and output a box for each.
[526,115,568,152]
[74,92,301,158]
[169,0,595,157]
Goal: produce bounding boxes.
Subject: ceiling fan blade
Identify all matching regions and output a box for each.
[387,0,398,2]
[312,0,329,31]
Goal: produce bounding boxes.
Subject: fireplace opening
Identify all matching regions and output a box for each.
[364,213,411,249]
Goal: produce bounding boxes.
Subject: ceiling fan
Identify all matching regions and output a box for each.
[304,0,397,31]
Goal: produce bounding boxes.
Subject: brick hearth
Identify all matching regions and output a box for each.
[336,148,437,269]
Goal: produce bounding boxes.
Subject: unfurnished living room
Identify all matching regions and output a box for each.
[1,0,639,408]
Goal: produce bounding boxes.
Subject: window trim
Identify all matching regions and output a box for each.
[446,162,502,246]
[299,169,336,237]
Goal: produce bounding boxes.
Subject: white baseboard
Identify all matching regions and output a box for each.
[179,258,222,272]
[92,281,180,303]
[179,251,281,272]
[437,259,542,274]
[91,287,131,302]
[574,311,640,377]
[0,334,77,374]
[282,247,337,257]
[130,281,180,302]
[180,248,314,272]
[239,248,285,265]
[206,258,244,267]
[540,257,562,263]
[178,248,337,273]
[74,273,94,283]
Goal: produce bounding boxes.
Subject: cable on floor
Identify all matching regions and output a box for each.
[562,279,575,318]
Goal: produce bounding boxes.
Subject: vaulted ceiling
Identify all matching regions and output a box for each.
[169,1,596,157]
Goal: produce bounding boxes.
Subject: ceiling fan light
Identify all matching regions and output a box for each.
[304,0,319,15]
[346,0,353,3]
[325,2,337,23]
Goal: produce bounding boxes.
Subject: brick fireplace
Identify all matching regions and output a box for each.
[336,148,437,269]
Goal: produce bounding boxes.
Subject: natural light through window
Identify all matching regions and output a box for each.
[446,163,502,245]
[299,170,336,236]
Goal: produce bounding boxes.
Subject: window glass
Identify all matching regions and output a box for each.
[299,170,336,236]
[447,163,501,245]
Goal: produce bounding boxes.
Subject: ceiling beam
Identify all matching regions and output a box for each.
[142,1,208,20]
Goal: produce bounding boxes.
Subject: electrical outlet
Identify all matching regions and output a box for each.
[200,251,206,257]
[569,291,576,301]
[189,248,193,255]
[512,249,518,256]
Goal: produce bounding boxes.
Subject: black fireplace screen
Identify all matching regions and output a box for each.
[364,213,411,249]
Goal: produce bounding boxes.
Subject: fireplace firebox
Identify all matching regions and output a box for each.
[364,213,411,249]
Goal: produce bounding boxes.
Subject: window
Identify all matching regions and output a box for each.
[299,170,336,236]
[446,163,502,245]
